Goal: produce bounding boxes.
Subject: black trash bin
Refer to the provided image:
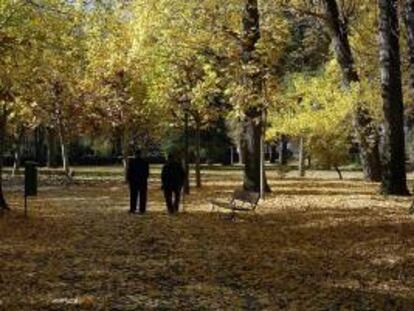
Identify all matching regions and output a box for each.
[25,161,38,197]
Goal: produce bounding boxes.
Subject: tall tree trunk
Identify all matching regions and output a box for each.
[12,142,22,177]
[0,111,9,210]
[53,83,71,179]
[404,0,414,202]
[195,121,201,188]
[57,117,71,178]
[183,110,190,194]
[279,135,288,165]
[298,136,306,177]
[268,144,273,163]
[241,0,270,192]
[323,0,382,182]
[46,126,59,168]
[121,126,131,182]
[404,0,414,100]
[243,109,264,191]
[12,149,21,177]
[11,127,25,177]
[355,112,382,182]
[58,130,70,177]
[334,165,343,180]
[34,126,46,165]
[378,0,409,195]
[237,144,243,164]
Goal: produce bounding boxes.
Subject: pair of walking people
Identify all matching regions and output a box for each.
[127,150,185,214]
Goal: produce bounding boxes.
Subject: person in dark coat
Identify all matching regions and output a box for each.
[127,149,149,214]
[161,154,185,214]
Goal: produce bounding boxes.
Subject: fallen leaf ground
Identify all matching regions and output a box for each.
[1,168,414,310]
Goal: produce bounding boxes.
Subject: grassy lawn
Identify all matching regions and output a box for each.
[1,169,414,310]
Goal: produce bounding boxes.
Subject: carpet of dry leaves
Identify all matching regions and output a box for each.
[1,168,414,310]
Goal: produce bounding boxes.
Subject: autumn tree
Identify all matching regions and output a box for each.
[30,7,87,178]
[8,99,36,176]
[268,62,357,179]
[238,0,265,191]
[318,0,382,181]
[224,1,290,192]
[0,0,47,209]
[128,0,232,189]
[170,57,223,188]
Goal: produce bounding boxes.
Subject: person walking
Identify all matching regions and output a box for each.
[127,149,149,214]
[161,154,185,214]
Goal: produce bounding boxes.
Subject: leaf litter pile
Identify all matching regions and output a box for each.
[1,169,414,310]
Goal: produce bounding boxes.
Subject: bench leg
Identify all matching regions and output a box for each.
[253,210,259,222]
[211,204,221,220]
[223,210,236,221]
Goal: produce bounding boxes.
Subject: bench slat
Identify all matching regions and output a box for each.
[233,190,260,204]
[211,189,260,214]
[210,201,234,209]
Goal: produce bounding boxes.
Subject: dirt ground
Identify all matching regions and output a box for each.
[1,169,414,310]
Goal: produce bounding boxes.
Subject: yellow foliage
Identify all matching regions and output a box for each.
[268,62,353,138]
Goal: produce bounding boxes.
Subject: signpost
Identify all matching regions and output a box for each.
[24,162,38,216]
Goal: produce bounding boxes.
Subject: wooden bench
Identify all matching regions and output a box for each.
[211,189,260,219]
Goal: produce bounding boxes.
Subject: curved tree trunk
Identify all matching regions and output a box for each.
[378,0,409,195]
[323,0,382,182]
[334,165,343,180]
